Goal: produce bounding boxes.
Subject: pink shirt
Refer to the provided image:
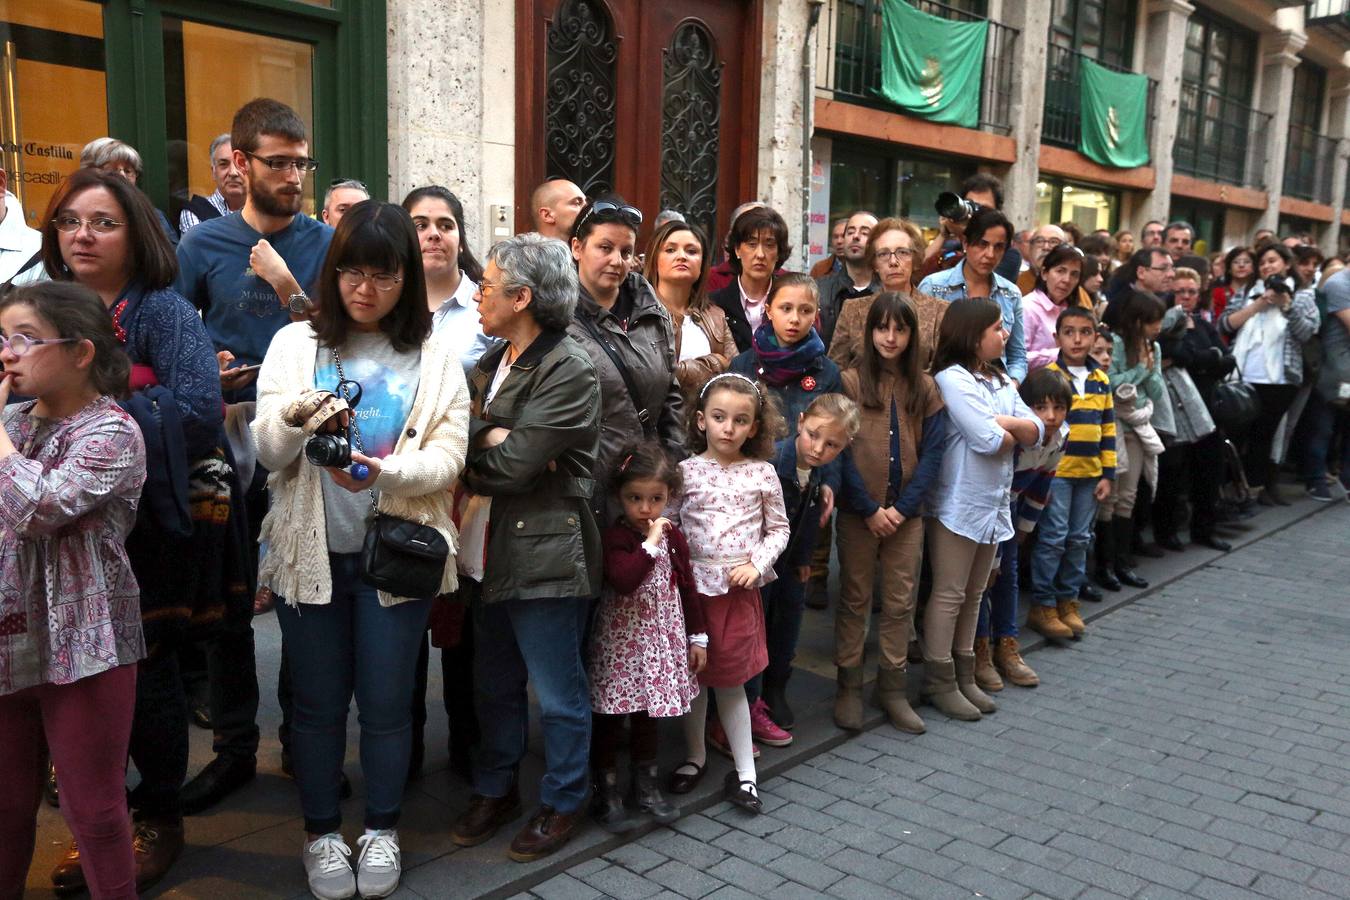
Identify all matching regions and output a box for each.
[1022,289,1065,373]
[675,455,790,596]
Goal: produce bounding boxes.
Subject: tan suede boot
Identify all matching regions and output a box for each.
[954,653,997,714]
[921,657,981,721]
[833,665,865,731]
[1056,599,1086,638]
[972,637,1003,692]
[1026,604,1074,642]
[874,666,925,734]
[994,637,1039,687]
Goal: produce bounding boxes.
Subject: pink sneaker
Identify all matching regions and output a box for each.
[707,720,760,759]
[749,698,794,747]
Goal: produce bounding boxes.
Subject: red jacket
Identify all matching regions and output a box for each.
[602,522,705,635]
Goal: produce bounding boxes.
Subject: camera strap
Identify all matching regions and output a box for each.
[331,346,378,513]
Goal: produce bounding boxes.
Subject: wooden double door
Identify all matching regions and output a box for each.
[515,0,762,248]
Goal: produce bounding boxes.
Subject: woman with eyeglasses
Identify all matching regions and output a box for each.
[1212,246,1257,322]
[569,195,685,514]
[828,219,948,371]
[252,200,469,899]
[1220,242,1319,506]
[37,166,226,892]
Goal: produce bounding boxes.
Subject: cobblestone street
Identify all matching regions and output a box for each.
[534,503,1350,900]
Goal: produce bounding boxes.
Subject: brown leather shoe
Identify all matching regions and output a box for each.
[993,637,1039,688]
[50,839,85,895]
[450,790,522,847]
[133,815,184,892]
[972,637,1003,692]
[507,805,582,862]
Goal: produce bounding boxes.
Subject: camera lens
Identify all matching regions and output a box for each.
[935,192,977,223]
[305,434,350,468]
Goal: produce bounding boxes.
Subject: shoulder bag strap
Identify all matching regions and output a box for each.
[577,312,655,439]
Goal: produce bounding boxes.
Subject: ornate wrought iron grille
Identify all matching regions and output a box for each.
[659,20,723,241]
[545,0,618,196]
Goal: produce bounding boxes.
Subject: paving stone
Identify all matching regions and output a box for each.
[704,856,785,896]
[770,853,845,891]
[644,860,724,899]
[604,840,668,874]
[531,873,605,900]
[579,864,663,900]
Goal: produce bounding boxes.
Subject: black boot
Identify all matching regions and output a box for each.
[1094,520,1121,591]
[632,762,678,824]
[760,671,794,731]
[590,767,636,833]
[1112,516,1149,589]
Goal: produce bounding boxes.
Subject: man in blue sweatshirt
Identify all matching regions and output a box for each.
[173,98,334,815]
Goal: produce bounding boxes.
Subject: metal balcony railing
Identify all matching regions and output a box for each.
[1283,124,1336,204]
[1174,84,1271,189]
[820,0,1018,135]
[1042,43,1157,155]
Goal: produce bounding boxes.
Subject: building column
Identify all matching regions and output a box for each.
[1321,76,1350,257]
[386,0,515,253]
[996,0,1050,230]
[758,0,816,271]
[1137,0,1193,228]
[1254,29,1307,233]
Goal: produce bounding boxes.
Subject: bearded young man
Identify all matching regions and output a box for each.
[171,97,335,816]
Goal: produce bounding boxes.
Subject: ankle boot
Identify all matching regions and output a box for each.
[1026,604,1074,642]
[921,657,981,721]
[761,670,794,730]
[1056,599,1086,638]
[632,762,678,824]
[972,637,1003,692]
[874,666,925,734]
[834,665,865,731]
[590,767,636,833]
[954,653,997,714]
[1094,520,1121,591]
[1112,517,1149,588]
[993,637,1039,687]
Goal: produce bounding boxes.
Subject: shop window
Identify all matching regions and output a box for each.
[829,140,971,237]
[162,17,315,215]
[1167,198,1225,257]
[1034,176,1119,232]
[0,0,108,227]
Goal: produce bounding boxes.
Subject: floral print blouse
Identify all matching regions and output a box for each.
[0,398,147,694]
[676,454,790,596]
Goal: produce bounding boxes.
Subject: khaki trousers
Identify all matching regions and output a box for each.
[833,514,924,669]
[921,519,998,661]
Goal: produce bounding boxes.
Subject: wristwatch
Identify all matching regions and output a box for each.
[288,291,311,315]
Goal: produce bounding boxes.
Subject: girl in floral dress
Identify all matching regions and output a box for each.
[0,283,147,899]
[588,442,704,831]
[668,373,789,815]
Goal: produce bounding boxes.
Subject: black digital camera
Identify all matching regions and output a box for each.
[1266,278,1292,297]
[304,379,362,469]
[935,191,982,223]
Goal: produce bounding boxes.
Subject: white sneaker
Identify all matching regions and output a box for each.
[355,829,401,898]
[303,833,355,900]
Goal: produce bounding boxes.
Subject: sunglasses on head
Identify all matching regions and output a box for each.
[576,200,643,234]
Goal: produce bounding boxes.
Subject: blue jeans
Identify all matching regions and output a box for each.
[473,595,591,814]
[976,534,1020,639]
[1298,390,1350,489]
[745,570,805,702]
[274,553,433,834]
[1031,477,1098,607]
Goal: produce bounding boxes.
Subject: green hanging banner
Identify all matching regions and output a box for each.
[876,0,988,130]
[1078,58,1150,168]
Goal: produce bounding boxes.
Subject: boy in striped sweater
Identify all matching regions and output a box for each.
[1027,306,1116,643]
[973,368,1073,691]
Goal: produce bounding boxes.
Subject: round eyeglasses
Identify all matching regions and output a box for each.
[1,335,79,357]
[336,267,403,293]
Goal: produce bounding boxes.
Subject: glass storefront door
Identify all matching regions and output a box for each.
[0,0,109,226]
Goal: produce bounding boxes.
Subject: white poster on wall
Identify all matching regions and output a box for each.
[808,135,832,268]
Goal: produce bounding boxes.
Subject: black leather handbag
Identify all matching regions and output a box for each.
[331,348,450,599]
[1207,373,1260,431]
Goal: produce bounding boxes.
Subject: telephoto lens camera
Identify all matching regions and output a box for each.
[934,191,982,223]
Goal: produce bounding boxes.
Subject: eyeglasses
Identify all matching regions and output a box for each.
[1148,263,1175,272]
[52,215,124,234]
[244,151,319,173]
[0,334,78,357]
[575,200,643,234]
[874,248,916,263]
[336,267,403,292]
[478,279,507,295]
[1030,237,1063,248]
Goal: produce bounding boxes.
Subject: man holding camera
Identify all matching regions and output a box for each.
[918,173,1022,285]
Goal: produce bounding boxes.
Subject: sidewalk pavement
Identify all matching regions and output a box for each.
[23,490,1344,898]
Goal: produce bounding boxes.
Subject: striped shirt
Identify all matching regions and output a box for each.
[1046,355,1116,480]
[1010,422,1068,533]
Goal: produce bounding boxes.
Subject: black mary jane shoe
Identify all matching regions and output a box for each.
[723,771,763,815]
[667,760,706,795]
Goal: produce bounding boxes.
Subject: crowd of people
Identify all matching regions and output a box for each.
[2,97,1349,900]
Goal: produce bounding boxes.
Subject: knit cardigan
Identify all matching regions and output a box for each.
[252,322,470,607]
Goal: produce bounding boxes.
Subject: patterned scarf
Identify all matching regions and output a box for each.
[751,322,826,387]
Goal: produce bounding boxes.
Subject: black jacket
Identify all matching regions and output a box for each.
[709,282,754,353]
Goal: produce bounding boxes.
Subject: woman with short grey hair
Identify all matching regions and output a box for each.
[450,232,604,863]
